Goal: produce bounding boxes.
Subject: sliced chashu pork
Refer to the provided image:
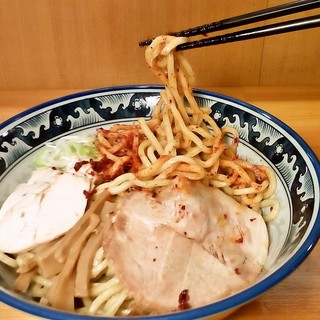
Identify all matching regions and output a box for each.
[103,177,269,313]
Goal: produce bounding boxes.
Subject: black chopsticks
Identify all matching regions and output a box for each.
[139,0,320,50]
[176,14,320,51]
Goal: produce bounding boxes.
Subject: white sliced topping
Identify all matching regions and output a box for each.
[0,168,91,254]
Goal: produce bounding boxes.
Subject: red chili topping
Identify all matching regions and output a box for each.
[83,188,96,199]
[235,234,244,243]
[234,268,241,275]
[91,127,143,183]
[178,289,190,310]
[83,190,90,198]
[74,160,89,171]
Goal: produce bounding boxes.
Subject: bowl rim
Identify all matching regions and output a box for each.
[0,85,319,320]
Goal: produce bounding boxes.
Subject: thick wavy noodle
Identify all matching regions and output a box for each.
[0,35,279,316]
[97,35,278,220]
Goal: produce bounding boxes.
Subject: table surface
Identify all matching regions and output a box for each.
[0,86,319,320]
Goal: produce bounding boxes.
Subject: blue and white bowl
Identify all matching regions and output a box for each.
[0,86,319,320]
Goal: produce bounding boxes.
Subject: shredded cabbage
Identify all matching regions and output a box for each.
[35,135,101,170]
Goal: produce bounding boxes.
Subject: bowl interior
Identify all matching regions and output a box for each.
[0,86,319,319]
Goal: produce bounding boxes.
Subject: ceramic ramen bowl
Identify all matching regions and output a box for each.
[0,86,319,320]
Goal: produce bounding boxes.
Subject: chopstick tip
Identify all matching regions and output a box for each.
[139,39,153,47]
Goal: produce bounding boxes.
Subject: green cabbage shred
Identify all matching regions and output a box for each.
[35,135,101,170]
